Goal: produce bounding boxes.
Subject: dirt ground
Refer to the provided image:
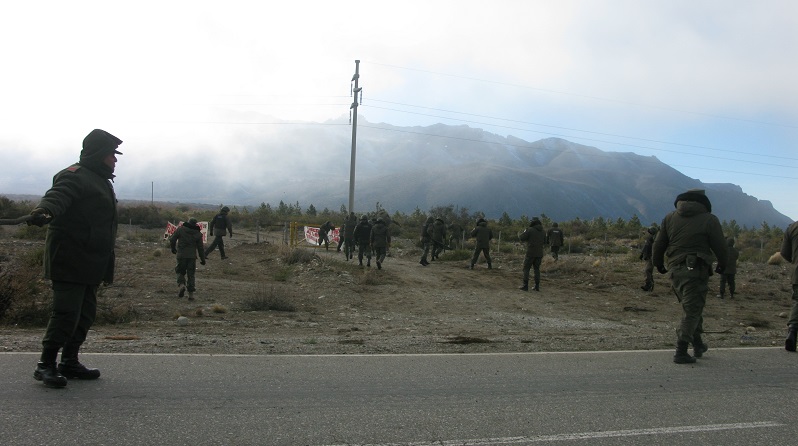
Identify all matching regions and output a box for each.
[0,226,794,356]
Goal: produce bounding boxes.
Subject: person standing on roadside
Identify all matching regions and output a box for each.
[170,218,206,301]
[419,216,434,266]
[205,206,233,260]
[28,129,122,388]
[652,189,727,364]
[353,215,372,267]
[546,222,564,261]
[781,220,798,351]
[370,217,391,270]
[519,217,545,291]
[470,218,493,269]
[718,237,739,299]
[639,226,658,292]
[341,212,357,260]
[430,217,447,260]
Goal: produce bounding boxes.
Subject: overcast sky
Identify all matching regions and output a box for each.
[1,0,796,221]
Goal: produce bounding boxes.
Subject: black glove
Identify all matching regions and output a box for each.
[656,265,668,274]
[171,248,177,254]
[714,265,723,274]
[28,208,51,227]
[200,259,206,265]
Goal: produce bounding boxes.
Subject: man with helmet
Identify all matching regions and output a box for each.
[205,206,233,259]
[170,217,206,301]
[546,222,564,261]
[370,217,391,269]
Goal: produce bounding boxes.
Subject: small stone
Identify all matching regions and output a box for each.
[177,316,189,326]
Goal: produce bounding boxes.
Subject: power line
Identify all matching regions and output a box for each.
[361,105,798,170]
[358,124,798,181]
[366,99,798,162]
[365,61,798,130]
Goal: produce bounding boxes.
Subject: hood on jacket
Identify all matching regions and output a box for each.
[676,200,709,217]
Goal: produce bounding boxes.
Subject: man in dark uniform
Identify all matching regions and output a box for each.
[652,189,727,364]
[781,220,798,351]
[353,215,372,267]
[28,129,122,388]
[519,217,545,291]
[370,217,391,270]
[205,206,233,259]
[318,220,335,251]
[448,221,464,250]
[639,226,658,291]
[170,218,206,301]
[430,217,447,260]
[419,216,434,266]
[546,222,564,261]
[341,212,357,260]
[718,237,739,299]
[470,218,493,269]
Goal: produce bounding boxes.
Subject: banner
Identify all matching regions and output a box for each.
[164,221,209,243]
[303,226,340,246]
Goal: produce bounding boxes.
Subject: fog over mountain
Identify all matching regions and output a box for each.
[10,116,793,228]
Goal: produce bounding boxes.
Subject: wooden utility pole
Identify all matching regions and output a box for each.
[348,60,362,215]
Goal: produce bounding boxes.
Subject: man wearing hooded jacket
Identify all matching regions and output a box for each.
[519,217,545,291]
[28,129,122,388]
[653,189,727,364]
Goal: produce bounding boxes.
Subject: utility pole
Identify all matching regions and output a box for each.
[348,60,362,215]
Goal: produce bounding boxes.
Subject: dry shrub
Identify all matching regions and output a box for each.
[358,269,381,286]
[96,302,139,325]
[212,304,227,314]
[280,246,318,265]
[768,252,784,265]
[241,286,296,312]
[0,251,49,325]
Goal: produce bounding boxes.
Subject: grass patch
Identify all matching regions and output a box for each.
[273,267,291,282]
[438,249,472,261]
[280,246,318,265]
[240,286,296,312]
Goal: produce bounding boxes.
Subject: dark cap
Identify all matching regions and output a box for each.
[82,129,123,157]
[674,188,712,212]
[188,217,198,224]
[530,217,541,227]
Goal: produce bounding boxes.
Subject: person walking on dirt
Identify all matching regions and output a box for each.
[448,221,464,250]
[639,226,657,292]
[718,237,739,299]
[318,220,335,251]
[470,218,493,269]
[170,218,206,301]
[341,212,357,260]
[419,216,434,266]
[205,206,233,259]
[27,129,122,388]
[370,217,391,270]
[519,217,545,291]
[353,215,372,267]
[652,189,727,364]
[431,217,447,260]
[546,222,564,261]
[780,220,798,351]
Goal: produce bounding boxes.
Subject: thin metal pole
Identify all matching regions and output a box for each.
[348,60,361,215]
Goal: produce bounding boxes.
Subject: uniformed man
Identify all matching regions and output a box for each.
[28,129,123,388]
[718,237,739,299]
[781,220,798,351]
[639,226,658,292]
[170,217,206,300]
[370,217,391,270]
[205,206,233,259]
[519,217,545,291]
[470,218,493,269]
[353,215,372,267]
[652,189,727,364]
[419,216,434,266]
[546,222,565,261]
[430,217,447,260]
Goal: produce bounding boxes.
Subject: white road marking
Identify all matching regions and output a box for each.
[321,421,782,445]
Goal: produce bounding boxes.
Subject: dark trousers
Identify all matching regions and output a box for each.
[343,237,355,258]
[789,284,798,327]
[42,281,98,356]
[471,247,491,266]
[358,243,371,263]
[719,273,736,296]
[175,258,198,292]
[523,256,542,284]
[551,245,561,260]
[671,264,709,345]
[420,240,431,262]
[644,258,654,288]
[205,235,226,258]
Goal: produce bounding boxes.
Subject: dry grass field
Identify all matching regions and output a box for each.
[0,225,794,356]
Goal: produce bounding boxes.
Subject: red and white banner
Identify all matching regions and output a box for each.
[304,226,340,246]
[164,221,209,243]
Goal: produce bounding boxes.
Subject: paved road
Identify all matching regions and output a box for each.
[2,348,797,445]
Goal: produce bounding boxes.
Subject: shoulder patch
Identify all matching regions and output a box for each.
[66,164,82,173]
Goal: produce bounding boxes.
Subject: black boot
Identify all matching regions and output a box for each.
[34,362,67,388]
[487,263,492,269]
[58,358,101,380]
[693,334,708,358]
[673,341,696,364]
[786,325,797,352]
[533,281,540,291]
[519,281,528,291]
